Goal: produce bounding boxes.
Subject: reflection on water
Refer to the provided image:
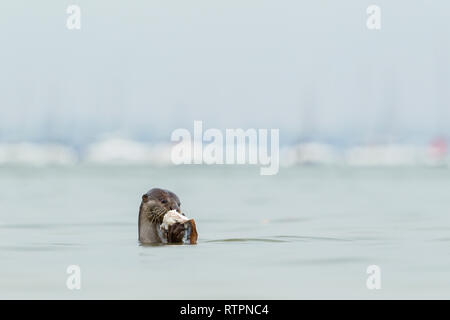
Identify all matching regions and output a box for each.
[0,166,450,299]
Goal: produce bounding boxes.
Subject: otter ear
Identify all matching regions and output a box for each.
[142,194,148,202]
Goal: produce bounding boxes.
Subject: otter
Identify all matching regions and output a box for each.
[138,188,197,244]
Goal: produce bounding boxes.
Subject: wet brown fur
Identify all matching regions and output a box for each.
[138,188,188,244]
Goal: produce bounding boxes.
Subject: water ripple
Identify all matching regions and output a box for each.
[205,238,287,243]
[273,235,352,242]
[204,235,351,243]
[0,245,72,252]
[0,222,133,230]
[286,256,369,266]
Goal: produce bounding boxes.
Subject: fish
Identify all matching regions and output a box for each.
[158,210,198,244]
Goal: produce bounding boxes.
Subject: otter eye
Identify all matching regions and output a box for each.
[161,199,167,204]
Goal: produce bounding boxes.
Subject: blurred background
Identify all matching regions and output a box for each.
[0,0,449,166]
[1,1,450,299]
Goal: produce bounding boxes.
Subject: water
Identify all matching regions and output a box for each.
[0,165,449,299]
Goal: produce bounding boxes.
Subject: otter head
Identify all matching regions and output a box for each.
[139,188,197,244]
[139,188,186,244]
[141,188,181,214]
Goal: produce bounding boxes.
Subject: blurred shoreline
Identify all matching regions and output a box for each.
[0,138,448,167]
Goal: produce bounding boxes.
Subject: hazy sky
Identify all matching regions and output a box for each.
[1,1,449,146]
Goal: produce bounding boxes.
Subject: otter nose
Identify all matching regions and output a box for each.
[169,204,180,212]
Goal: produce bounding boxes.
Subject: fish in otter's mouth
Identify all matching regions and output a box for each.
[159,210,198,244]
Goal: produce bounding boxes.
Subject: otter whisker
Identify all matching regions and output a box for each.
[146,206,168,224]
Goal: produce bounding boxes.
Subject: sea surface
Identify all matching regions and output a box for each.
[0,165,449,299]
